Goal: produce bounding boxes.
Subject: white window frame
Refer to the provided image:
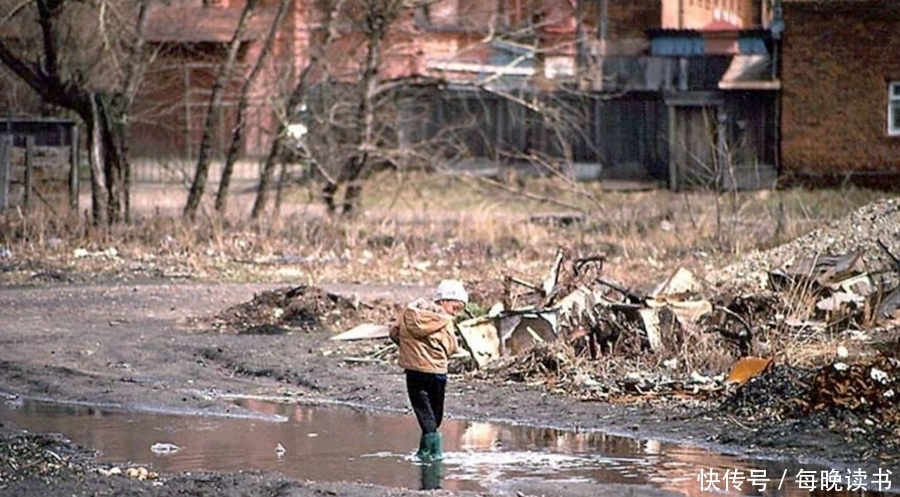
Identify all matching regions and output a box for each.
[889,81,900,136]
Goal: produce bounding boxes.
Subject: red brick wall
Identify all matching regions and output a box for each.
[781,1,900,176]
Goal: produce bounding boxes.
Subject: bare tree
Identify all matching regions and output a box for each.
[319,0,406,216]
[0,0,151,224]
[215,0,292,215]
[250,0,345,220]
[183,0,260,220]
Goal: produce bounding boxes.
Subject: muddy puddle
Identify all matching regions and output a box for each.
[0,397,896,497]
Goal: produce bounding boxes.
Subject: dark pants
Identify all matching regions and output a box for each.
[405,369,447,434]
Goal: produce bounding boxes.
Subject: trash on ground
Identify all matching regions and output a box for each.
[725,357,772,386]
[150,442,182,455]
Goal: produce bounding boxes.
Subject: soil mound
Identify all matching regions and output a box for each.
[209,285,401,334]
[707,197,900,292]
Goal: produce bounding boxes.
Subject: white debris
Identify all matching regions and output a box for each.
[73,247,119,259]
[574,373,600,388]
[662,358,679,370]
[690,371,712,384]
[836,345,849,358]
[870,367,890,385]
[885,389,895,398]
[0,247,11,259]
[97,466,122,477]
[150,442,182,455]
[833,362,849,372]
[275,443,286,456]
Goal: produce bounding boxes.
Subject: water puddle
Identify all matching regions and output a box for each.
[0,397,896,496]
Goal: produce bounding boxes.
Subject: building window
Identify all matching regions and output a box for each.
[890,82,900,136]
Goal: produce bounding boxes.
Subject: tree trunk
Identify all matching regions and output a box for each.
[0,1,147,226]
[274,160,290,218]
[183,0,260,220]
[120,0,151,223]
[217,0,291,215]
[95,95,124,223]
[85,99,107,226]
[330,0,391,217]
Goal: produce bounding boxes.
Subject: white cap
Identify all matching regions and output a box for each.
[434,279,468,304]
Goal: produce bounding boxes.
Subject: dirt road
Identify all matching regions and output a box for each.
[0,279,885,496]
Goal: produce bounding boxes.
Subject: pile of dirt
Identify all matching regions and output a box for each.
[719,364,814,421]
[208,285,401,335]
[707,197,900,292]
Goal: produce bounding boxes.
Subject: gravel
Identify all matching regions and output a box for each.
[706,197,900,292]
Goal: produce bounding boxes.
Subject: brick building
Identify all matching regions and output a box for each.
[662,0,759,30]
[780,0,900,182]
[128,0,670,160]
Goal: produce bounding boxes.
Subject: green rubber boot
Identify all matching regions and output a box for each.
[415,433,428,460]
[423,432,443,460]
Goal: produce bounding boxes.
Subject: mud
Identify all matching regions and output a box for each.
[0,279,895,496]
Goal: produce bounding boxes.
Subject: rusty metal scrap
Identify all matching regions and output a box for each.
[765,248,900,328]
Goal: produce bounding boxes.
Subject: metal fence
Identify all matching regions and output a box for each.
[403,87,670,181]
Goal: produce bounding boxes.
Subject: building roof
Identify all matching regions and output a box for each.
[145,6,277,43]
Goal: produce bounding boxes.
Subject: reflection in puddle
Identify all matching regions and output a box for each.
[0,398,895,497]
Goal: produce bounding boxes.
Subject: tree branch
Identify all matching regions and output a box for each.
[0,41,49,94]
[36,0,63,81]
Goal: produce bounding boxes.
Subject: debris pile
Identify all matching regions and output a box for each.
[476,342,732,402]
[454,239,900,409]
[209,285,400,335]
[0,430,88,484]
[765,245,900,332]
[720,364,815,422]
[721,354,900,451]
[454,249,748,374]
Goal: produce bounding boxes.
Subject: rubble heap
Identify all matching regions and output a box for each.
[0,430,89,484]
[708,197,900,293]
[720,364,815,422]
[721,355,900,452]
[807,356,900,427]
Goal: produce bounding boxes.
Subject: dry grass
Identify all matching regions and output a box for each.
[1,172,891,290]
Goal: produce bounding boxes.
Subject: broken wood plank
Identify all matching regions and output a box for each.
[541,248,565,301]
[330,323,391,341]
[637,308,663,352]
[457,317,501,368]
